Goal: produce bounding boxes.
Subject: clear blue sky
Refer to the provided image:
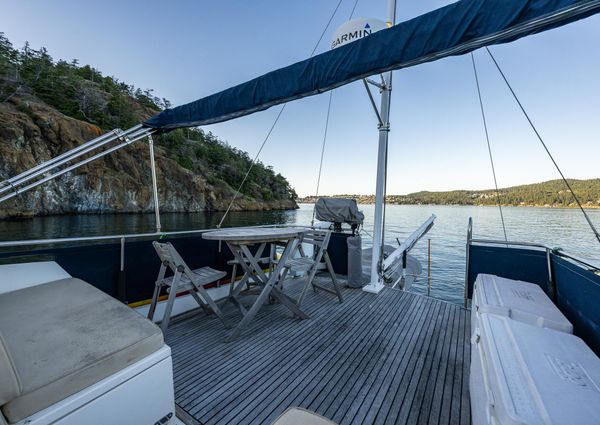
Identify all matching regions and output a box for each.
[2,0,599,197]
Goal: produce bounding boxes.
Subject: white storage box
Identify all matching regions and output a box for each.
[471,313,600,425]
[472,274,572,334]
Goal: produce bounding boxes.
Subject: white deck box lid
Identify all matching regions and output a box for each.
[476,313,600,425]
[474,274,572,333]
[0,261,71,295]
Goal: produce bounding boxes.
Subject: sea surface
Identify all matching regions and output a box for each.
[1,204,599,304]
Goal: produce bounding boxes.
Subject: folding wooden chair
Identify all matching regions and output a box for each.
[148,241,228,332]
[280,229,343,307]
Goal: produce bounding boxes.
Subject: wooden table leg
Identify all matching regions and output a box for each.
[225,243,266,316]
[225,239,306,342]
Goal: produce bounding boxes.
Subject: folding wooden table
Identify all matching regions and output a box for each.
[203,227,309,341]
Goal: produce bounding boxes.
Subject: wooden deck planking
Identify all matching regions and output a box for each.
[251,292,416,425]
[171,283,361,400]
[383,301,449,425]
[185,285,376,420]
[197,289,381,422]
[234,287,410,425]
[330,295,429,425]
[409,302,446,424]
[217,282,411,424]
[204,293,388,423]
[305,296,415,420]
[425,304,457,425]
[372,299,445,425]
[354,296,436,425]
[460,309,472,425]
[166,277,471,425]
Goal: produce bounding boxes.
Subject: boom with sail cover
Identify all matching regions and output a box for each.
[144,0,600,130]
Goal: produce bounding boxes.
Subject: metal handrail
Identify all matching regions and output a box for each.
[0,128,125,193]
[470,238,548,249]
[0,230,197,248]
[554,252,600,271]
[0,126,142,194]
[0,222,316,305]
[464,217,600,306]
[470,237,600,270]
[0,125,152,204]
[0,223,312,249]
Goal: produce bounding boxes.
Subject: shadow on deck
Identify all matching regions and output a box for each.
[166,277,471,425]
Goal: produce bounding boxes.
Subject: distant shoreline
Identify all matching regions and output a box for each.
[297,178,600,209]
[297,201,600,209]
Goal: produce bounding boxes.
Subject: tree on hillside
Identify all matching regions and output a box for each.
[0,32,297,204]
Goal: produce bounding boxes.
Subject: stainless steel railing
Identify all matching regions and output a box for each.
[0,125,154,204]
[464,216,600,307]
[0,224,292,248]
[464,218,472,307]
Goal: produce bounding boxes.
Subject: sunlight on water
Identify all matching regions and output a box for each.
[1,204,599,304]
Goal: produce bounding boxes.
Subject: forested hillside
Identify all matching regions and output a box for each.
[0,33,297,217]
[300,179,600,208]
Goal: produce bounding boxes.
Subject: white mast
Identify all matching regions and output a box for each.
[363,0,397,294]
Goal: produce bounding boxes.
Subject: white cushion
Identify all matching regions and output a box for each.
[0,278,163,423]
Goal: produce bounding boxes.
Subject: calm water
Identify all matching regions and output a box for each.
[1,204,599,304]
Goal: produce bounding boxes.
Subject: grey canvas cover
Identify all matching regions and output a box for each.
[315,198,364,226]
[347,235,365,288]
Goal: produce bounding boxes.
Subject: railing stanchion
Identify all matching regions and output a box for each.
[147,135,161,233]
[546,247,556,302]
[118,236,127,303]
[464,217,473,308]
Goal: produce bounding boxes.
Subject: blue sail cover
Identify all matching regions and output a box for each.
[144,0,600,130]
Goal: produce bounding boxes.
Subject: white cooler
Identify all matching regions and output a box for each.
[472,274,573,334]
[471,313,600,425]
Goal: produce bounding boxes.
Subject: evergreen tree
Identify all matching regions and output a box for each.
[0,33,297,204]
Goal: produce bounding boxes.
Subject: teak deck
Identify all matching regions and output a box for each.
[166,278,471,425]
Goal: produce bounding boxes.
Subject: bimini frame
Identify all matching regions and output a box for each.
[0,125,162,232]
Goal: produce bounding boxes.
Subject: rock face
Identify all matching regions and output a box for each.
[0,96,297,218]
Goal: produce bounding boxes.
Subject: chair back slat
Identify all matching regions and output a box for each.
[152,241,188,272]
[149,241,228,331]
[287,228,342,307]
[300,230,331,249]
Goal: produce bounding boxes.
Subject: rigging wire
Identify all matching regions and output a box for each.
[311,91,334,227]
[310,0,345,57]
[216,104,286,228]
[216,0,344,228]
[485,46,600,246]
[348,0,361,20]
[470,52,508,242]
[310,0,361,228]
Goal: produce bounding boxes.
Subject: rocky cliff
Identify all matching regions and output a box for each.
[0,95,297,218]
